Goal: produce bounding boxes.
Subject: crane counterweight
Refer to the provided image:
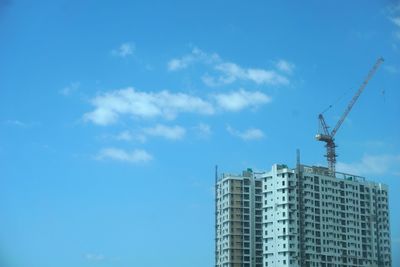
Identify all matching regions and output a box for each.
[315,134,332,142]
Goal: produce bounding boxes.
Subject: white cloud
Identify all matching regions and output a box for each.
[384,65,400,74]
[84,87,273,126]
[98,131,144,143]
[213,89,271,112]
[96,147,153,163]
[391,16,400,40]
[167,47,220,71]
[169,47,292,86]
[337,154,400,176]
[143,124,186,140]
[84,253,106,262]
[388,3,400,41]
[193,123,211,138]
[247,68,289,85]
[115,125,185,142]
[205,62,289,86]
[391,16,400,28]
[214,62,243,83]
[60,82,80,96]
[3,120,39,128]
[112,42,135,57]
[84,253,120,262]
[201,74,220,87]
[276,59,295,74]
[115,130,134,141]
[83,87,214,125]
[226,125,265,141]
[84,85,276,127]
[168,59,188,71]
[4,120,28,127]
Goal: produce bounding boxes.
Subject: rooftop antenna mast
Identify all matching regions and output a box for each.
[214,165,218,267]
[315,57,384,174]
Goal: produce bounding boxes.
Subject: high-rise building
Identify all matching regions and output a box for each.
[215,164,392,267]
[215,169,263,267]
[261,164,391,267]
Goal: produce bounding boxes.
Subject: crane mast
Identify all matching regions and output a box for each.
[316,57,384,175]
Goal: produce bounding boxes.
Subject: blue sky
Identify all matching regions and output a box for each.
[0,1,399,266]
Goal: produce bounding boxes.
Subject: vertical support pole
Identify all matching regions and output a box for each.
[297,149,300,168]
[215,165,218,267]
[297,149,306,266]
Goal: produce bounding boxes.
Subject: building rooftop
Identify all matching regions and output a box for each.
[219,163,388,188]
[302,165,366,183]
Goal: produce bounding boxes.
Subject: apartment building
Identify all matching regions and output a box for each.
[215,169,263,267]
[215,164,391,267]
[260,164,391,267]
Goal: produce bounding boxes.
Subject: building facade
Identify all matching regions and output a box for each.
[215,169,263,267]
[216,164,391,267]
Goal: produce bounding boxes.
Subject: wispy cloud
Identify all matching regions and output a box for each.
[276,59,295,74]
[4,120,28,127]
[213,89,271,112]
[115,130,134,141]
[83,87,214,125]
[143,124,186,140]
[84,253,106,262]
[95,147,153,163]
[193,123,211,138]
[392,16,400,27]
[99,131,145,143]
[114,125,185,142]
[59,82,80,96]
[226,125,265,141]
[84,253,120,262]
[392,18,400,40]
[205,62,289,86]
[388,3,400,40]
[167,47,220,71]
[169,47,293,87]
[384,65,400,74]
[111,42,135,57]
[3,119,39,128]
[337,154,400,176]
[84,88,272,126]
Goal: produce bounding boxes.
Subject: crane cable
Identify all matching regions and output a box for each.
[320,88,353,115]
[318,88,352,134]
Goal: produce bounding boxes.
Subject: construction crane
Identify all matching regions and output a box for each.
[315,57,384,174]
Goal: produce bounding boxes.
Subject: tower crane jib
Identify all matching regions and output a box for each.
[315,57,384,175]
